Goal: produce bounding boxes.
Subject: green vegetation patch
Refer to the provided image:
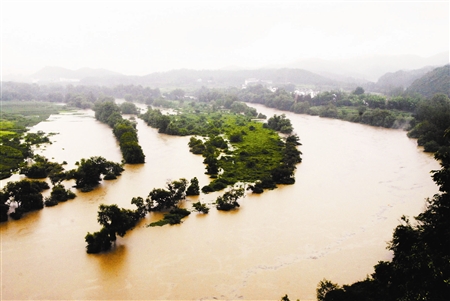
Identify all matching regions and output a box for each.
[219,117,284,184]
[148,207,191,227]
[0,131,16,138]
[0,120,15,130]
[94,99,145,164]
[1,101,63,129]
[141,102,301,192]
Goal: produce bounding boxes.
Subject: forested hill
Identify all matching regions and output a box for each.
[374,66,435,93]
[25,67,345,89]
[138,68,339,87]
[406,64,450,98]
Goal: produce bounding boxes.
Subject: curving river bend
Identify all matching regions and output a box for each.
[0,103,439,300]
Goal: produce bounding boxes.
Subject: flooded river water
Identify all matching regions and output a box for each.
[0,103,439,300]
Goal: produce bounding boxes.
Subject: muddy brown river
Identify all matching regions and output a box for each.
[0,103,439,300]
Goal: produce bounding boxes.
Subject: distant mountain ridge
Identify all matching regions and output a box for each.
[8,51,449,91]
[135,68,339,87]
[286,51,449,81]
[30,66,122,82]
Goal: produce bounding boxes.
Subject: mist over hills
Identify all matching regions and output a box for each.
[284,51,449,82]
[376,66,436,89]
[3,52,448,95]
[31,66,122,82]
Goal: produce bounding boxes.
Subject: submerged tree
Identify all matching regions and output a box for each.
[44,184,76,207]
[85,203,141,254]
[1,179,49,220]
[186,177,200,196]
[94,101,145,164]
[146,178,188,211]
[148,207,191,227]
[192,201,209,214]
[215,187,245,211]
[67,156,124,191]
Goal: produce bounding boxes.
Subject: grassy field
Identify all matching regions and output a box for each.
[0,101,67,179]
[1,101,63,129]
[141,102,299,191]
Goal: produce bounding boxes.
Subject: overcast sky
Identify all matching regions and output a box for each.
[1,1,449,76]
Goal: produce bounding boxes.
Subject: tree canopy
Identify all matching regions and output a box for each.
[66,156,124,191]
[1,179,49,220]
[94,101,145,164]
[408,93,450,152]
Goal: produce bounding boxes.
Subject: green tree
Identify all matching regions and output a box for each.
[408,93,450,152]
[85,227,113,254]
[146,178,188,211]
[169,88,185,100]
[188,137,206,154]
[186,177,200,196]
[317,279,341,301]
[353,86,365,95]
[68,156,123,191]
[148,207,191,226]
[97,204,138,241]
[192,201,209,214]
[21,155,65,180]
[119,102,139,114]
[94,101,121,125]
[215,187,244,211]
[266,114,293,134]
[44,184,76,206]
[229,131,243,143]
[0,191,10,222]
[271,165,295,184]
[2,179,49,219]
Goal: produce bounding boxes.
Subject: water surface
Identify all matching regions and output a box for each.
[1,104,439,300]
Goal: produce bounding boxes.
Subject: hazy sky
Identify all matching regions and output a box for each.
[1,1,449,76]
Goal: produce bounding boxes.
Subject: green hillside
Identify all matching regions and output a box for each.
[406,64,450,98]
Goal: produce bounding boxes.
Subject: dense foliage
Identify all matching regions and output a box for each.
[85,203,142,253]
[215,187,245,211]
[85,178,196,252]
[0,153,79,221]
[407,93,450,152]
[192,201,209,214]
[0,138,29,179]
[146,178,188,211]
[119,101,139,114]
[0,179,49,220]
[141,101,302,193]
[237,84,416,130]
[186,177,200,196]
[44,184,76,207]
[94,100,145,163]
[317,143,450,301]
[66,156,124,192]
[20,154,65,180]
[1,82,161,105]
[148,207,191,227]
[0,102,62,179]
[265,114,293,134]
